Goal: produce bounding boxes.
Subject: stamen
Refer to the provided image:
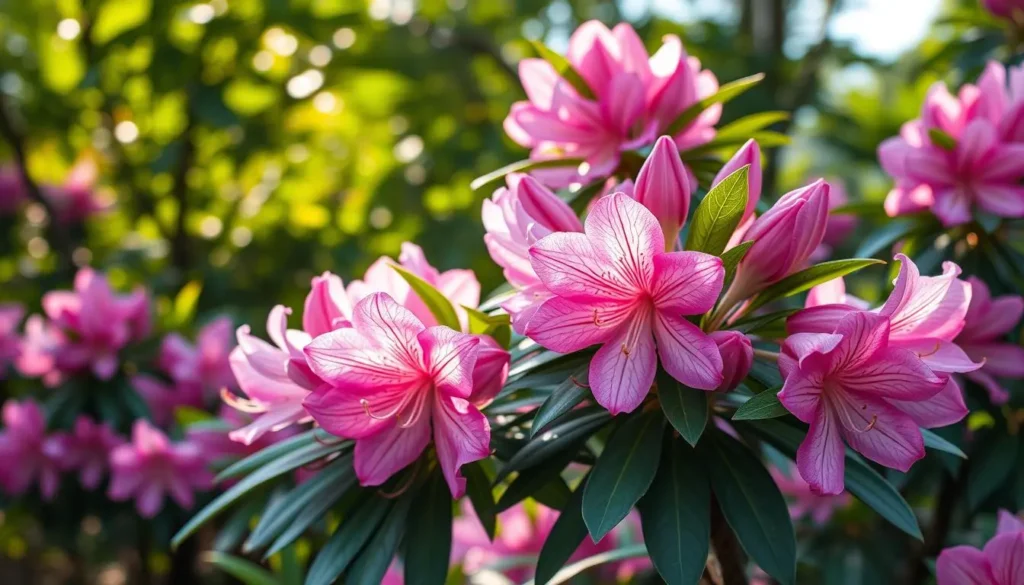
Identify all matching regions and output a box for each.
[593,309,602,327]
[916,342,942,358]
[399,393,429,428]
[220,388,266,413]
[361,397,406,421]
[621,343,631,356]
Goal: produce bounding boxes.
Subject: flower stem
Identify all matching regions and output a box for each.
[752,348,780,362]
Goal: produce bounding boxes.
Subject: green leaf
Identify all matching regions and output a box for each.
[657,369,708,447]
[264,464,357,558]
[731,308,799,336]
[583,411,664,540]
[639,436,710,585]
[497,450,576,512]
[527,544,649,585]
[405,471,454,585]
[531,366,590,438]
[747,358,783,388]
[746,259,885,313]
[684,165,750,256]
[732,386,787,421]
[470,158,586,191]
[928,128,957,151]
[305,496,391,585]
[535,475,590,585]
[855,218,932,259]
[702,432,796,585]
[495,407,611,483]
[92,0,152,44]
[531,477,573,511]
[463,462,497,540]
[216,429,328,481]
[390,263,461,330]
[347,492,414,585]
[529,40,596,100]
[172,280,203,326]
[666,73,765,136]
[720,241,754,288]
[712,111,790,142]
[204,552,281,585]
[921,429,966,459]
[173,438,348,548]
[967,433,1019,511]
[465,306,512,348]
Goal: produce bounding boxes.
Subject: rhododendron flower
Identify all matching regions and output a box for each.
[526,192,725,414]
[812,179,857,262]
[980,0,1024,24]
[483,173,583,334]
[771,463,850,525]
[108,420,213,518]
[504,21,720,186]
[878,61,1024,226]
[51,416,123,490]
[304,293,488,496]
[778,311,947,495]
[724,180,830,303]
[15,315,67,386]
[954,277,1024,404]
[159,317,235,395]
[631,136,691,247]
[710,330,753,392]
[936,509,1024,585]
[0,400,63,499]
[0,303,23,375]
[351,242,509,404]
[132,374,204,428]
[40,268,150,380]
[0,159,107,222]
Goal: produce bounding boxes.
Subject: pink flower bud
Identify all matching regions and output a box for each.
[710,331,752,392]
[510,173,582,234]
[712,139,762,226]
[632,136,691,248]
[303,272,351,338]
[730,180,830,298]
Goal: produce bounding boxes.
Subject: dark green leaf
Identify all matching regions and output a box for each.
[529,545,649,585]
[732,386,787,421]
[928,128,957,151]
[684,166,750,256]
[746,259,885,313]
[264,464,357,558]
[204,552,280,585]
[347,492,414,585]
[583,411,664,540]
[530,40,596,100]
[854,218,932,259]
[747,358,783,388]
[720,240,754,288]
[497,449,576,511]
[703,432,796,585]
[535,475,590,585]
[666,73,765,136]
[391,263,461,330]
[921,429,966,459]
[404,471,453,585]
[639,436,710,585]
[731,308,799,335]
[657,369,708,447]
[305,496,391,585]
[470,158,586,191]
[216,429,326,481]
[463,462,497,540]
[531,477,573,511]
[495,407,611,483]
[967,433,1019,511]
[531,366,590,438]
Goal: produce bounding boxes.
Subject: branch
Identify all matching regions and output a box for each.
[710,497,749,585]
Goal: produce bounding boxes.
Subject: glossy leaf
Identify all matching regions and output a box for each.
[535,475,591,585]
[531,366,590,438]
[204,552,281,585]
[391,263,461,330]
[495,407,611,483]
[657,369,708,447]
[967,433,1019,511]
[304,496,391,585]
[347,492,414,585]
[746,259,885,313]
[463,461,497,540]
[732,386,787,421]
[405,471,454,585]
[684,165,749,256]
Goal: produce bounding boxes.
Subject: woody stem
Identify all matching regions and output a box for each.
[710,497,749,585]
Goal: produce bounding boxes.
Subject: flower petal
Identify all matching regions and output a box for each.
[653,310,723,391]
[833,391,925,472]
[778,362,825,424]
[936,546,992,585]
[650,251,724,314]
[838,347,946,401]
[974,184,1024,218]
[969,342,1024,378]
[796,407,846,496]
[584,192,664,290]
[590,309,657,414]
[418,327,480,399]
[831,312,891,371]
[525,297,632,354]
[887,377,968,428]
[353,416,430,487]
[303,327,419,392]
[530,232,634,302]
[303,272,351,338]
[984,532,1024,585]
[787,305,859,335]
[432,395,491,498]
[302,385,402,440]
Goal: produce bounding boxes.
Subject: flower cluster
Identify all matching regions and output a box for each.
[0,159,106,223]
[937,509,1024,585]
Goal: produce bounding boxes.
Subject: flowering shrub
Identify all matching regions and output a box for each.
[1,5,1023,585]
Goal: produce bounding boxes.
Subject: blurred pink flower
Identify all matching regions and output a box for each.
[878,61,1024,226]
[15,315,67,386]
[40,268,150,380]
[0,303,24,376]
[504,21,721,186]
[0,160,107,222]
[937,508,1024,585]
[51,416,124,490]
[303,293,487,497]
[980,0,1024,23]
[0,399,63,500]
[779,311,947,495]
[132,374,203,428]
[108,420,213,518]
[770,463,850,524]
[159,317,236,396]
[811,179,857,262]
[186,405,299,463]
[955,277,1024,404]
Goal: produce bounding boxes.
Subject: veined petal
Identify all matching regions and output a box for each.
[601,72,645,136]
[974,184,1024,218]
[984,532,1024,585]
[228,402,308,445]
[887,377,968,428]
[787,305,858,335]
[229,346,308,404]
[796,407,845,496]
[584,193,664,290]
[894,338,983,374]
[778,363,825,424]
[351,293,426,371]
[653,310,723,391]
[831,312,890,371]
[526,297,633,354]
[432,395,491,498]
[831,391,924,472]
[781,332,843,371]
[235,326,292,383]
[418,327,480,399]
[303,272,351,338]
[353,416,430,487]
[303,327,420,392]
[303,385,407,440]
[650,252,724,314]
[530,232,634,302]
[880,256,970,343]
[936,546,992,585]
[969,342,1024,378]
[590,307,657,414]
[837,347,946,401]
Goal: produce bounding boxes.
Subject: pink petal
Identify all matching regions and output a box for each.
[584,193,664,290]
[650,251,724,314]
[137,483,165,518]
[997,509,1024,535]
[787,305,858,335]
[887,377,968,428]
[228,402,308,445]
[976,143,1024,181]
[778,362,825,424]
[229,345,307,404]
[936,546,992,585]
[965,369,1010,405]
[969,342,1024,378]
[832,391,924,472]
[780,333,843,374]
[303,272,351,338]
[432,394,490,498]
[469,336,510,405]
[518,58,563,110]
[653,310,723,391]
[796,407,845,496]
[894,339,983,374]
[418,327,480,399]
[984,532,1024,585]
[973,184,1024,218]
[839,347,946,401]
[932,188,972,227]
[956,120,997,174]
[353,416,430,487]
[831,312,890,371]
[601,72,645,136]
[303,385,403,439]
[632,136,692,243]
[525,297,632,354]
[590,310,657,414]
[510,173,583,234]
[567,20,617,94]
[880,255,970,343]
[884,184,934,217]
[303,327,417,392]
[611,23,652,82]
[530,232,634,303]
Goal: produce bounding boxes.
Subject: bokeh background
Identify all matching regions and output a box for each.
[0,0,1015,583]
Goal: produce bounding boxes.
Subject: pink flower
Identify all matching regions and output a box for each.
[0,303,24,375]
[526,192,725,414]
[159,317,236,395]
[483,173,583,334]
[0,166,25,213]
[770,463,850,525]
[42,158,108,224]
[879,61,1024,226]
[955,277,1024,404]
[132,374,204,428]
[710,330,753,392]
[778,311,947,495]
[51,416,124,490]
[303,272,353,336]
[0,400,63,499]
[936,509,1024,585]
[504,21,720,186]
[108,420,213,518]
[980,0,1024,23]
[40,268,151,380]
[631,135,692,248]
[303,293,488,497]
[15,315,67,386]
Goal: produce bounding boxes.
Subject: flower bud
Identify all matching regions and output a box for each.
[303,272,351,338]
[510,173,582,233]
[633,135,691,248]
[712,139,762,226]
[709,331,752,392]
